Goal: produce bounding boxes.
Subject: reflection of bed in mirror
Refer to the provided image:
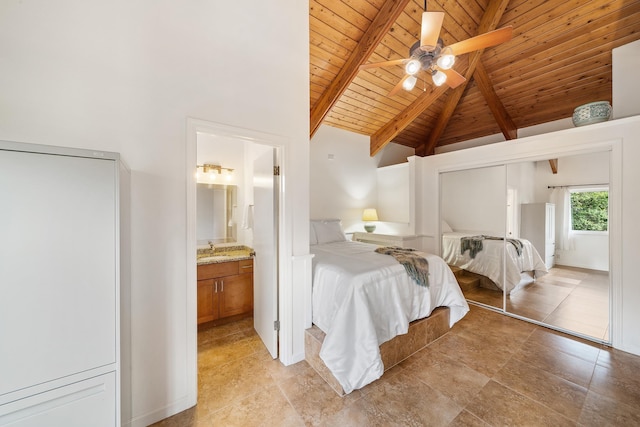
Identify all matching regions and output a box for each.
[305,219,469,395]
[442,231,548,294]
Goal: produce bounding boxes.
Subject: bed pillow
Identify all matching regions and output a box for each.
[441,220,453,233]
[310,222,318,245]
[312,219,347,244]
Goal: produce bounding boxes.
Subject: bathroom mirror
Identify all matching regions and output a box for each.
[197,183,237,244]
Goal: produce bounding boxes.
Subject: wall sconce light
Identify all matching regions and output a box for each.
[362,208,379,233]
[197,164,234,183]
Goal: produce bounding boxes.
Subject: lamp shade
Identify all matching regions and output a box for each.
[362,208,379,221]
[432,70,447,87]
[402,75,417,91]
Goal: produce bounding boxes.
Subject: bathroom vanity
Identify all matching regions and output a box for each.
[197,248,254,325]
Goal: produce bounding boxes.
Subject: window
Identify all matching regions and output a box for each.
[570,188,608,232]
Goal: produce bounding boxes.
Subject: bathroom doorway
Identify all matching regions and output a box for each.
[186,119,285,401]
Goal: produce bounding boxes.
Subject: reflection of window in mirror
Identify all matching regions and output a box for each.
[570,187,608,232]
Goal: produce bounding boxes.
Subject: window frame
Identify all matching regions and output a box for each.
[569,186,609,235]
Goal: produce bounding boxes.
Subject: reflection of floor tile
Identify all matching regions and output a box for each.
[152,307,640,427]
[460,266,609,341]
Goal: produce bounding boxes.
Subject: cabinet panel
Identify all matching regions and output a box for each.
[219,273,253,318]
[197,259,253,325]
[0,147,117,399]
[239,259,253,273]
[197,261,238,280]
[197,279,216,324]
[0,371,116,427]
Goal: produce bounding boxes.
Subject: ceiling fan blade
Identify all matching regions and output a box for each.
[420,11,444,50]
[360,58,407,70]
[448,26,513,56]
[442,68,466,89]
[389,75,412,97]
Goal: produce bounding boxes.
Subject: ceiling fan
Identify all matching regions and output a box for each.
[360,1,513,96]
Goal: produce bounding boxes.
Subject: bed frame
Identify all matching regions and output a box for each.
[304,306,450,396]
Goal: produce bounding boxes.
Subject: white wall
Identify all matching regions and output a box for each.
[435,118,575,154]
[377,163,410,224]
[440,165,506,236]
[533,151,609,201]
[506,161,536,237]
[310,124,416,236]
[417,115,640,358]
[0,1,309,426]
[377,142,415,167]
[613,39,640,119]
[310,125,378,232]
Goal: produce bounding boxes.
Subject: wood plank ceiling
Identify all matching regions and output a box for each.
[309,0,640,156]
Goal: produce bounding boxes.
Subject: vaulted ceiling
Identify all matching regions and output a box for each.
[309,0,640,156]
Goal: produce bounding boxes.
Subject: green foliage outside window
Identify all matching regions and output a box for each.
[571,191,608,231]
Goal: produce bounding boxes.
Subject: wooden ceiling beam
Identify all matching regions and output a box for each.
[309,0,412,139]
[370,85,449,156]
[474,60,517,140]
[417,0,512,156]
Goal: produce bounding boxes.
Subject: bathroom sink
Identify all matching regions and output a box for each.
[198,255,231,263]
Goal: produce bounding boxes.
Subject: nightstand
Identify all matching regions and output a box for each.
[352,232,419,248]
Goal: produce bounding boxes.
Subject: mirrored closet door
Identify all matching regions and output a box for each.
[440,165,506,311]
[440,151,611,344]
[505,152,610,342]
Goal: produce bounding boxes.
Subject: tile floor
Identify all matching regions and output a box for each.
[463,266,609,341]
[151,305,640,426]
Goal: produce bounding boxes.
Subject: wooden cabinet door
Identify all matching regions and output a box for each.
[218,273,253,318]
[197,279,216,324]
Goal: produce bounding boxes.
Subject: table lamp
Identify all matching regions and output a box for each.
[362,208,378,233]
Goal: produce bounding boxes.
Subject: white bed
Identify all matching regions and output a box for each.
[441,231,548,294]
[309,223,469,394]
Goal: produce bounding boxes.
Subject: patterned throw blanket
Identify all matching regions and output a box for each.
[460,235,523,259]
[374,246,429,287]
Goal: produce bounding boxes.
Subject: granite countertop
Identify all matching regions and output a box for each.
[197,245,255,265]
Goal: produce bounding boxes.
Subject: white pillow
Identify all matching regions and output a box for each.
[441,220,453,233]
[311,219,347,244]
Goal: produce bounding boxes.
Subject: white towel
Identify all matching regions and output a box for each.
[241,204,254,229]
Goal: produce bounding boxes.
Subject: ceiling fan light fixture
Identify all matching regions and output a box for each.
[436,47,455,70]
[431,70,447,86]
[405,59,421,75]
[403,75,418,91]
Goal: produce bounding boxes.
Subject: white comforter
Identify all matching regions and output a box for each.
[441,232,548,294]
[310,241,469,394]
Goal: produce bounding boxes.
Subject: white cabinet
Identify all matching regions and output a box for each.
[520,203,556,268]
[0,141,124,426]
[0,373,116,427]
